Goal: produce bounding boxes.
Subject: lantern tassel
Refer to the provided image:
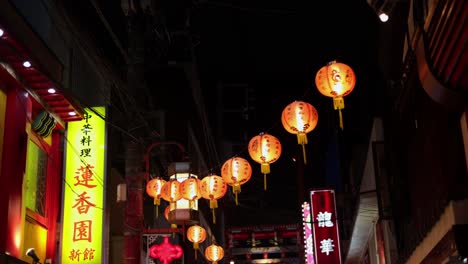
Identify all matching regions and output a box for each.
[333,97,345,130]
[261,163,270,174]
[301,143,307,164]
[297,133,308,164]
[154,198,160,218]
[212,208,216,224]
[233,185,241,205]
[210,200,218,224]
[264,174,267,190]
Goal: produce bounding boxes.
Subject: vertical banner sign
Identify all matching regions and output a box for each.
[302,202,315,264]
[62,107,106,263]
[310,189,342,264]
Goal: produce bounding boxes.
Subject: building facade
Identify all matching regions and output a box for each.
[344,0,467,263]
[0,1,125,263]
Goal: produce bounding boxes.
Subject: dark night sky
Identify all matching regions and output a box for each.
[187,0,383,225]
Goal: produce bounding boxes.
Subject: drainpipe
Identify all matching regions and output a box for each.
[124,141,144,264]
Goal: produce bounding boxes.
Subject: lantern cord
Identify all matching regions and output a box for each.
[156,205,159,218]
[264,174,267,191]
[235,191,239,205]
[339,109,344,130]
[195,249,197,259]
[301,144,307,164]
[212,208,216,224]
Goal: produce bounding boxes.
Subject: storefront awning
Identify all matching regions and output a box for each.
[0,24,84,128]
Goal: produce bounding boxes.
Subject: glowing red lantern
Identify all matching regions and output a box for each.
[281,100,318,164]
[161,180,181,210]
[199,175,227,224]
[248,132,282,190]
[149,236,183,264]
[315,60,356,129]
[146,177,167,217]
[179,176,201,209]
[205,244,224,264]
[221,157,252,205]
[187,224,207,259]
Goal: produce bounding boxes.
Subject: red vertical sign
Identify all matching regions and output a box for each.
[310,189,341,264]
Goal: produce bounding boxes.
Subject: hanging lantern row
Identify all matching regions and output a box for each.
[145,60,356,227]
[146,173,227,224]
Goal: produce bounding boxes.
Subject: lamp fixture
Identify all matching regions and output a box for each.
[26,248,40,264]
[379,12,389,22]
[23,61,31,68]
[0,28,4,37]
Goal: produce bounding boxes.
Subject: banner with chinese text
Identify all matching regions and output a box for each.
[310,189,341,264]
[62,107,106,263]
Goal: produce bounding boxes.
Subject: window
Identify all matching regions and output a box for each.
[24,139,48,216]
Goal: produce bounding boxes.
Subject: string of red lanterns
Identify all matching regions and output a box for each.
[143,60,356,264]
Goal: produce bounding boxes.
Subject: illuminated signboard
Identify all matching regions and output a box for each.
[310,189,341,264]
[302,202,314,264]
[62,107,106,263]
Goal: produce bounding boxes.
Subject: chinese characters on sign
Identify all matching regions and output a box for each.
[310,189,342,264]
[62,107,106,263]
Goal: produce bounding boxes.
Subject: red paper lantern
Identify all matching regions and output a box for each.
[161,180,181,210]
[221,157,252,205]
[315,60,356,129]
[199,175,227,223]
[281,100,318,164]
[248,132,282,190]
[179,176,201,209]
[205,244,224,264]
[146,178,167,217]
[187,225,207,259]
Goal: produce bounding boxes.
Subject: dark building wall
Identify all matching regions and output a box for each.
[387,62,468,262]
